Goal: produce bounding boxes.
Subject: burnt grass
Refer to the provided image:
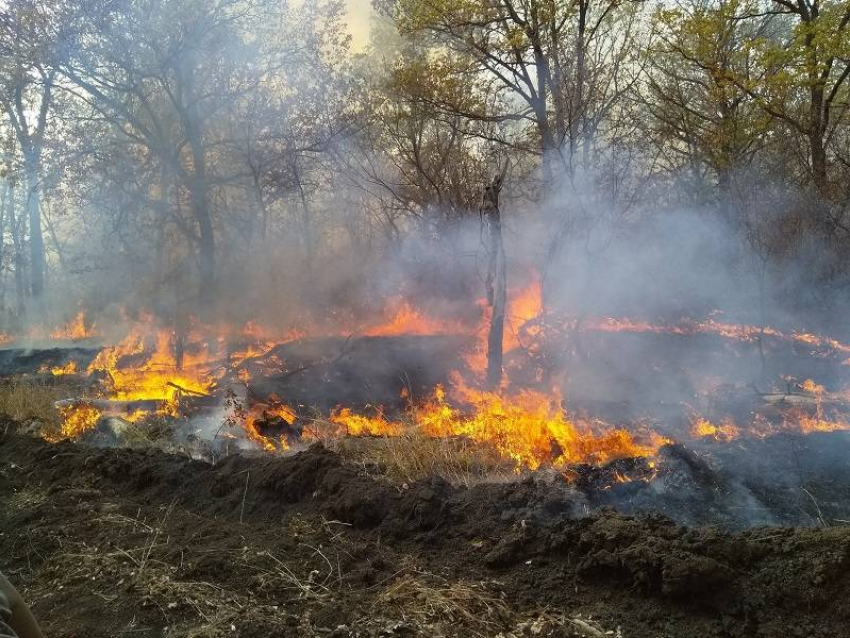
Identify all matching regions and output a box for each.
[2,434,850,637]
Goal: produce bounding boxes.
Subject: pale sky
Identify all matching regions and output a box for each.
[345,0,373,51]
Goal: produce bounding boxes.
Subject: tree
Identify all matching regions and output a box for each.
[0,1,59,306]
[382,0,647,182]
[645,0,772,199]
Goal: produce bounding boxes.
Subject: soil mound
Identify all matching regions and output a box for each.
[2,433,850,637]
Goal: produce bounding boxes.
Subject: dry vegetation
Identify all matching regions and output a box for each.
[312,421,517,486]
[0,380,63,434]
[4,387,517,487]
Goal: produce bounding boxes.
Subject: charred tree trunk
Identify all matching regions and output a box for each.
[481,170,508,389]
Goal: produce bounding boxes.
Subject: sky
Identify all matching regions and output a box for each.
[345,0,373,50]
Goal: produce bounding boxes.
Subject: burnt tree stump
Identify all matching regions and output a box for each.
[481,168,508,389]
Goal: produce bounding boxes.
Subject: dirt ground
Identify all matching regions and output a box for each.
[2,431,849,638]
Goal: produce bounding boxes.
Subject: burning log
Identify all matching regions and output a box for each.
[55,397,166,414]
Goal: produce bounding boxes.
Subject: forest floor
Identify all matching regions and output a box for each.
[2,430,850,638]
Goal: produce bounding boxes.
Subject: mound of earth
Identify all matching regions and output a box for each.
[1,432,849,637]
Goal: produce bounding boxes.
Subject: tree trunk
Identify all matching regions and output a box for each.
[481,171,508,389]
[24,161,45,302]
[177,59,216,307]
[8,183,27,319]
[191,178,215,304]
[810,125,828,193]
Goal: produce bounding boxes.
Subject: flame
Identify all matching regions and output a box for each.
[58,403,102,438]
[801,378,825,395]
[46,361,78,376]
[505,277,543,351]
[244,403,297,451]
[463,278,544,375]
[798,414,850,433]
[363,298,468,337]
[50,310,97,340]
[585,316,850,358]
[691,417,740,441]
[86,326,213,409]
[329,407,403,436]
[412,379,664,470]
[43,280,850,469]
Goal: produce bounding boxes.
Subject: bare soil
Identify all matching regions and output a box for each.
[2,431,849,638]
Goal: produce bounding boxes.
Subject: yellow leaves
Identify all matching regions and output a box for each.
[387,50,490,118]
[396,0,494,35]
[506,26,527,50]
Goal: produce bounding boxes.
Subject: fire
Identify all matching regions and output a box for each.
[585,315,850,358]
[42,283,850,468]
[464,278,544,375]
[691,417,740,441]
[329,407,403,436]
[87,327,213,407]
[244,403,298,451]
[363,299,467,337]
[798,414,850,434]
[50,310,97,340]
[47,361,78,376]
[801,379,825,395]
[414,379,664,470]
[58,403,102,438]
[506,277,543,347]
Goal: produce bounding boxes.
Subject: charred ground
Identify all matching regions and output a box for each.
[2,431,849,638]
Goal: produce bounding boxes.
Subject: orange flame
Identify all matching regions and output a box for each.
[690,417,740,441]
[50,310,97,340]
[244,403,297,451]
[414,378,664,470]
[329,407,403,436]
[363,299,467,337]
[58,403,102,438]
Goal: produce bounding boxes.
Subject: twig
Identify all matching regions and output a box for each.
[802,487,829,528]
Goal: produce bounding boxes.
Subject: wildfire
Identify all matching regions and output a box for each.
[309,379,666,471]
[363,299,467,337]
[46,361,78,376]
[691,417,740,441]
[58,402,102,438]
[329,407,403,436]
[87,327,213,407]
[585,315,850,358]
[798,414,850,434]
[414,379,664,469]
[43,283,850,473]
[244,403,298,451]
[50,310,97,341]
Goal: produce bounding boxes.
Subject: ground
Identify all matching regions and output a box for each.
[1,431,849,638]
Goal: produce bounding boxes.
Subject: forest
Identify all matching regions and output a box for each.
[0,0,848,330]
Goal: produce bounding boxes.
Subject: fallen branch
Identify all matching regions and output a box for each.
[166,381,211,397]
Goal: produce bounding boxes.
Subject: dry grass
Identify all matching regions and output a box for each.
[0,380,63,435]
[326,430,516,486]
[43,505,299,637]
[375,570,509,635]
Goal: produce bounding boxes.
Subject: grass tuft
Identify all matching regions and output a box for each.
[0,380,63,435]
